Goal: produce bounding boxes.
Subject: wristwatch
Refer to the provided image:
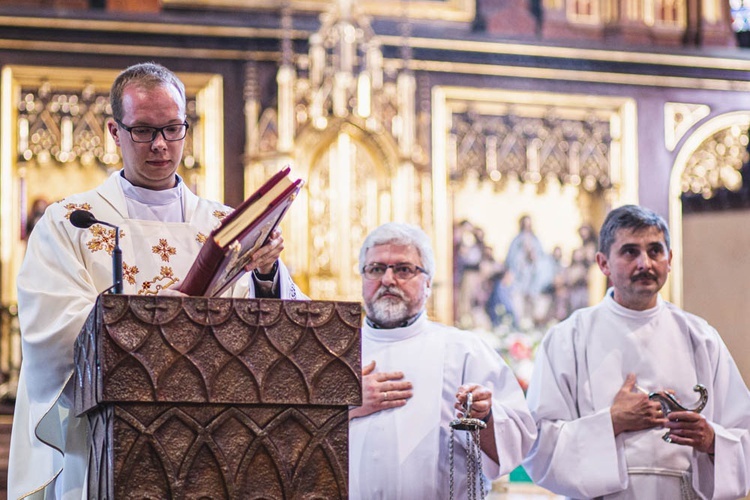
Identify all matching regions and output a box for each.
[253,260,278,281]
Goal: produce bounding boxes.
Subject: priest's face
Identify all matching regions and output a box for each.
[596,226,672,311]
[108,83,186,190]
[362,243,431,328]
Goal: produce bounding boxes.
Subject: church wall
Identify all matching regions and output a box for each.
[637,95,671,217]
[683,210,750,385]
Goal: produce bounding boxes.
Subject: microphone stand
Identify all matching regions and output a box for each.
[111,226,123,294]
[69,210,123,294]
[93,220,123,295]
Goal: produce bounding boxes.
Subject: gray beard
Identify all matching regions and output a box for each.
[368,297,410,328]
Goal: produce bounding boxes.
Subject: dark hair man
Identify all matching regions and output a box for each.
[523,204,750,499]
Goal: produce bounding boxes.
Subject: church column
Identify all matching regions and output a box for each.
[698,0,737,46]
[277,5,296,155]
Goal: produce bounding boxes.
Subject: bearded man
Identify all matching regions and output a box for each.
[348,222,536,499]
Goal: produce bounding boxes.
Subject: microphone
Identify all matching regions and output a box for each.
[70,209,123,294]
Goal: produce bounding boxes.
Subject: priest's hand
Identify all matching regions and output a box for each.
[455,384,492,422]
[245,229,283,275]
[610,373,667,436]
[664,411,715,454]
[349,360,413,420]
[158,287,188,297]
[455,383,499,464]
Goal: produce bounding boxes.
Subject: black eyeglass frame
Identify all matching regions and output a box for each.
[116,119,190,143]
[361,263,428,281]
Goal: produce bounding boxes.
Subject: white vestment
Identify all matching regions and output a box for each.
[8,171,304,499]
[523,290,750,500]
[349,313,536,500]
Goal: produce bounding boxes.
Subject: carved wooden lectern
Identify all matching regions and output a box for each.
[74,295,362,499]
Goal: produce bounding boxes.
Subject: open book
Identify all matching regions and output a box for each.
[179,166,304,297]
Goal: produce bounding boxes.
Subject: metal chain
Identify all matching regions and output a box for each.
[466,431,476,499]
[449,422,487,499]
[475,427,485,498]
[449,426,456,500]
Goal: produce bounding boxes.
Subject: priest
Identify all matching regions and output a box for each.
[8,62,304,499]
[523,204,750,499]
[348,222,536,499]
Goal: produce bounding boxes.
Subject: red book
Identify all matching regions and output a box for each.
[179,166,304,297]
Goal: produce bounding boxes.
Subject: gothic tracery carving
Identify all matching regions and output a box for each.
[16,82,201,171]
[449,108,613,192]
[681,124,749,198]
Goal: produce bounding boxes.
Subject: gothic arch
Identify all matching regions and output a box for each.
[291,118,403,301]
[669,110,750,306]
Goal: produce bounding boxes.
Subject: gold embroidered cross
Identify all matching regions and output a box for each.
[152,238,177,262]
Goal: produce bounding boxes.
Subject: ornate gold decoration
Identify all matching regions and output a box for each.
[448,108,613,192]
[212,209,230,220]
[196,232,208,244]
[303,127,398,300]
[16,82,201,171]
[122,262,139,285]
[253,3,424,164]
[665,102,711,152]
[138,266,179,295]
[245,3,423,301]
[246,1,426,170]
[63,202,92,218]
[680,124,749,198]
[151,239,177,262]
[85,225,122,256]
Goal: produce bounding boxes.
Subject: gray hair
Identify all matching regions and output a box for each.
[599,205,670,256]
[358,222,435,281]
[110,62,186,122]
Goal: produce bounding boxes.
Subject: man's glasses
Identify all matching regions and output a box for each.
[116,120,189,143]
[362,263,427,281]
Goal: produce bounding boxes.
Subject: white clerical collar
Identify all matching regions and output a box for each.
[362,312,427,342]
[604,287,663,319]
[119,171,182,204]
[119,171,184,222]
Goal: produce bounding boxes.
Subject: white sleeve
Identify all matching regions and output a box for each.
[464,337,537,479]
[17,207,100,409]
[691,336,750,500]
[522,329,628,498]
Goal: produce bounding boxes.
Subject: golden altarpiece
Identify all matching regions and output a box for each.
[0,0,749,396]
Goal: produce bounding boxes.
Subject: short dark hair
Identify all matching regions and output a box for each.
[110,62,186,122]
[599,205,670,256]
